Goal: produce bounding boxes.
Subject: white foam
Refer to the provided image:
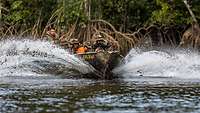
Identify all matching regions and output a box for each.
[0,38,94,77]
[114,48,200,79]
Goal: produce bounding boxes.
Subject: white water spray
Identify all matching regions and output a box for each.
[114,48,200,79]
[0,39,94,77]
[1,39,199,79]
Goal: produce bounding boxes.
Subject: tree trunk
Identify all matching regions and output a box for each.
[183,0,198,23]
[63,0,68,30]
[84,0,91,20]
[97,0,102,19]
[0,2,2,20]
[84,0,91,41]
[180,0,200,49]
[123,0,129,32]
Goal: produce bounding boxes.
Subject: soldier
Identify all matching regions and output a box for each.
[76,43,88,54]
[46,27,60,45]
[93,37,110,52]
[68,39,80,53]
[69,39,89,54]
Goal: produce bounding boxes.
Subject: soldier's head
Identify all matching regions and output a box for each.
[96,38,107,45]
[97,34,102,38]
[69,39,80,49]
[69,39,79,43]
[47,28,57,38]
[83,41,92,49]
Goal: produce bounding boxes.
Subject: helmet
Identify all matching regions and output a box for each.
[83,41,92,48]
[95,38,108,45]
[69,39,79,44]
[97,34,102,38]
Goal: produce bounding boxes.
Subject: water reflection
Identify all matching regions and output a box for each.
[0,76,200,113]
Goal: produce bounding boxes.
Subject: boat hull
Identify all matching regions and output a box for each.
[77,51,122,79]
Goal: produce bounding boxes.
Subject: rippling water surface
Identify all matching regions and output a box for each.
[1,77,200,113]
[0,39,200,113]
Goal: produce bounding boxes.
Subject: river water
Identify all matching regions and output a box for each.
[0,39,200,113]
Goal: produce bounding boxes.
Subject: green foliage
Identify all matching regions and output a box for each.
[192,0,200,21]
[5,0,27,24]
[48,0,89,31]
[1,0,200,34]
[150,0,173,25]
[59,0,87,25]
[2,0,57,27]
[127,0,155,26]
[95,0,156,30]
[149,0,198,25]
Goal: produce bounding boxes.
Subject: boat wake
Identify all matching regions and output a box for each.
[1,38,200,80]
[0,39,95,77]
[114,48,200,79]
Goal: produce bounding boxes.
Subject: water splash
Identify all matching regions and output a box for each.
[2,38,199,80]
[0,39,95,77]
[114,48,200,79]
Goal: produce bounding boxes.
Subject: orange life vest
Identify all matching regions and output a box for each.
[76,47,87,54]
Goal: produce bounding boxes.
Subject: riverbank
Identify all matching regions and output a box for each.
[0,21,194,56]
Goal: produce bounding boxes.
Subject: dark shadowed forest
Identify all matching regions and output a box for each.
[1,0,200,54]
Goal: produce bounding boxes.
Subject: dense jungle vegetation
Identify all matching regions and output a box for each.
[0,0,200,54]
